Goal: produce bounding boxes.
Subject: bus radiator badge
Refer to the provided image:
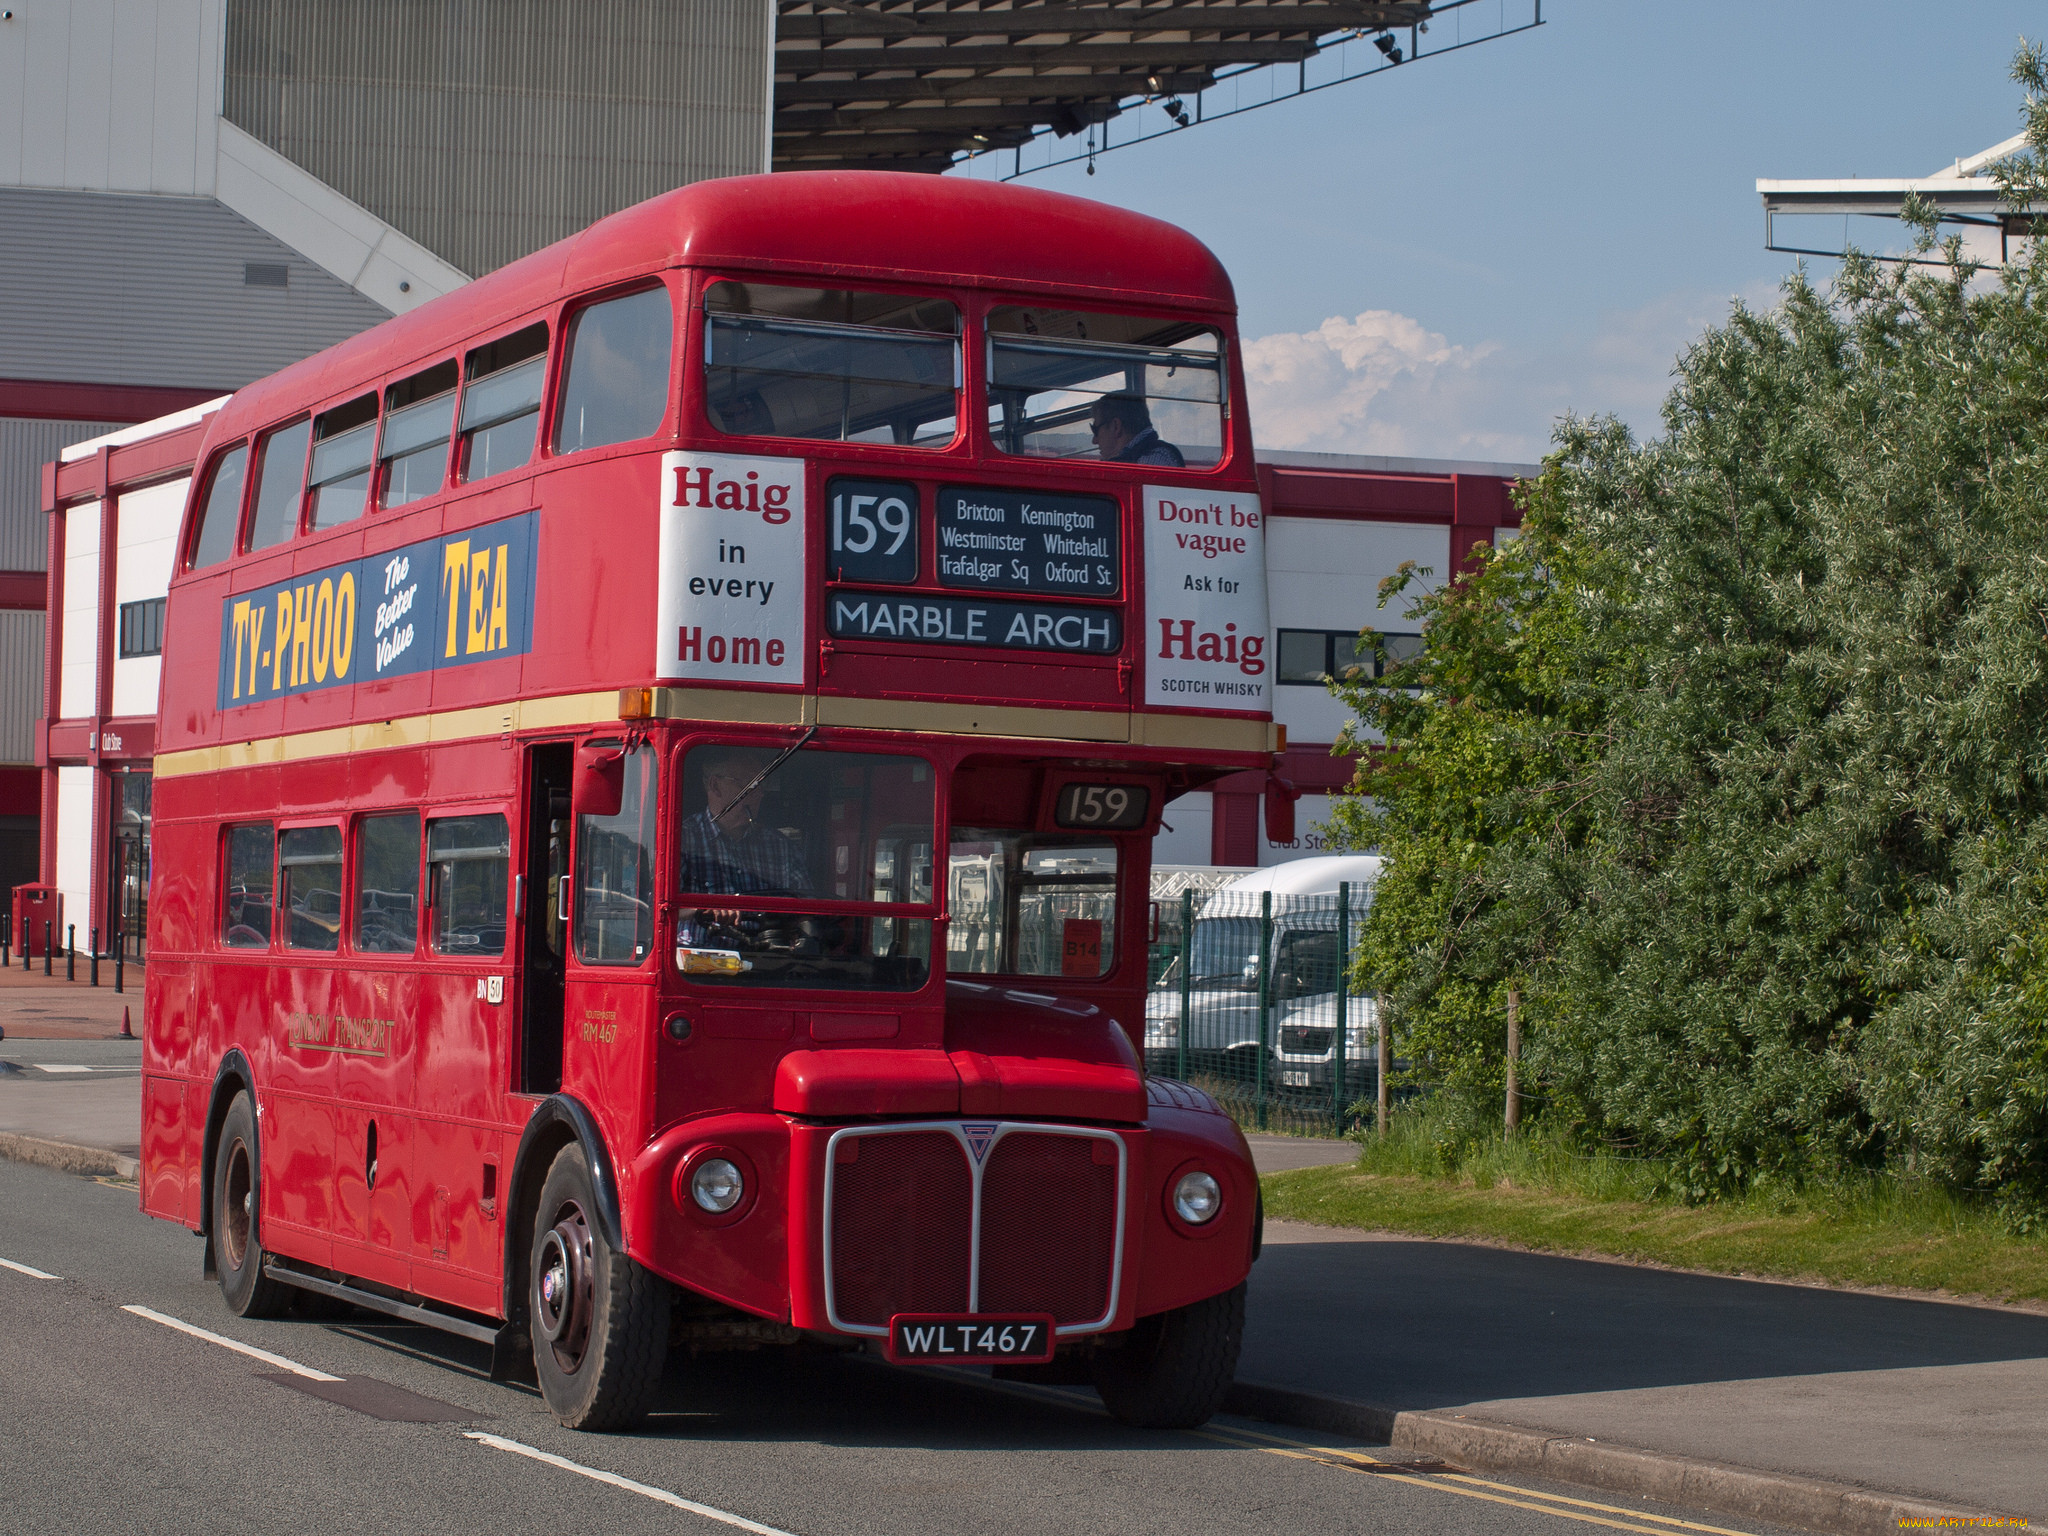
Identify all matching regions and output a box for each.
[962,1124,998,1164]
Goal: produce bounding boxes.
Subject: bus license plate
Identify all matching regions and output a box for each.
[886,1314,1056,1365]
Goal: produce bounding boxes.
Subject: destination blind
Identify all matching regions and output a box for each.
[936,487,1119,597]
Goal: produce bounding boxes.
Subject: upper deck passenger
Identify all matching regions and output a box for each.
[1088,393,1185,468]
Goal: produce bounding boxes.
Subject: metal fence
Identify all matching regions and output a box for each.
[1144,884,1379,1137]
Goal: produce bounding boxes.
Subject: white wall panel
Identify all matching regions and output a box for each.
[111,477,185,718]
[1265,517,1448,748]
[58,501,100,719]
[2,0,222,195]
[55,763,96,933]
[1151,791,1213,869]
[1259,794,1344,867]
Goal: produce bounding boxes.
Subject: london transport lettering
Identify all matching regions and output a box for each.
[215,508,539,709]
[1142,485,1269,709]
[657,450,808,685]
[935,486,1120,597]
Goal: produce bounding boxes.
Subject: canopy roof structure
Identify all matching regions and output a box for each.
[773,0,1536,176]
[1757,133,2042,265]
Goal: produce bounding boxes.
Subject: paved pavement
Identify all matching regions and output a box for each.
[0,1158,1803,1536]
[3,978,2040,1527]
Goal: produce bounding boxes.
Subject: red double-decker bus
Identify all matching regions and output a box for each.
[140,171,1280,1430]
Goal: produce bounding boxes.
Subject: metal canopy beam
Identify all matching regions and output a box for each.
[772,0,1452,172]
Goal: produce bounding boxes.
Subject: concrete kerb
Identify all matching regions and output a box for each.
[1223,1381,2011,1536]
[0,1131,138,1182]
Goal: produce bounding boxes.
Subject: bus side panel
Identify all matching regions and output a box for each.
[260,1089,337,1268]
[560,974,657,1237]
[262,958,341,1257]
[412,1117,504,1315]
[139,1074,193,1225]
[334,1104,415,1292]
[525,456,663,700]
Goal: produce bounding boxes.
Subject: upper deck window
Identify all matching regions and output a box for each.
[381,362,456,508]
[246,418,311,552]
[555,287,673,454]
[704,282,959,449]
[188,444,248,570]
[308,394,377,531]
[459,324,547,483]
[986,307,1223,469]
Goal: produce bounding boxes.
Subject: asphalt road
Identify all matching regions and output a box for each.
[0,1159,1802,1536]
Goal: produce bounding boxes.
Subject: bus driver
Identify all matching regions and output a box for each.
[1088,392,1185,468]
[677,746,813,935]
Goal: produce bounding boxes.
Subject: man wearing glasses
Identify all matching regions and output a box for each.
[1088,392,1185,467]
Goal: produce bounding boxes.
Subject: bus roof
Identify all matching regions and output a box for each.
[203,171,1237,450]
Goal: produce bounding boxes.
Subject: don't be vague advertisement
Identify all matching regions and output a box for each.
[1142,485,1268,711]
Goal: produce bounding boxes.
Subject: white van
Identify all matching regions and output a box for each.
[1144,855,1383,1092]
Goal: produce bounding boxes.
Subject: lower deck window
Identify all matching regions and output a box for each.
[223,822,274,947]
[948,832,1117,979]
[354,813,420,955]
[280,826,343,952]
[430,813,510,955]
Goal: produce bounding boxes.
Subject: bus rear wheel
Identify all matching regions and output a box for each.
[528,1144,670,1430]
[1092,1282,1244,1429]
[210,1091,291,1319]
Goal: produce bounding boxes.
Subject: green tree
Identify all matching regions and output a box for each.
[1329,48,2048,1212]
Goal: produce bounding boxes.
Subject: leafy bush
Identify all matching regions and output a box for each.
[1327,52,2048,1218]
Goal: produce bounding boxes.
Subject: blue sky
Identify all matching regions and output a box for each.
[955,2,2041,463]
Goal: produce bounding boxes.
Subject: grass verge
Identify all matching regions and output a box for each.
[1259,1116,2048,1305]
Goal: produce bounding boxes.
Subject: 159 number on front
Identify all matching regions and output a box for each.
[1053,782,1151,830]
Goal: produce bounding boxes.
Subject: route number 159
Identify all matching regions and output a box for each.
[828,476,918,584]
[1054,782,1150,830]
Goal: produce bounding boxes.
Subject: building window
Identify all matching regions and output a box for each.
[118,599,166,659]
[1275,628,1423,685]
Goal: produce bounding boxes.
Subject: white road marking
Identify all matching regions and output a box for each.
[463,1431,798,1535]
[121,1305,343,1381]
[33,1064,93,1073]
[0,1256,59,1279]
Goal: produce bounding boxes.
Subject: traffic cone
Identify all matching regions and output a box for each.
[120,1006,133,1039]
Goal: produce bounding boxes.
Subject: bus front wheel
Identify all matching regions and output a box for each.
[528,1144,670,1430]
[1092,1282,1245,1429]
[210,1091,291,1319]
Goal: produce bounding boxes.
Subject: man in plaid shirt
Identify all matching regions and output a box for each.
[677,746,812,935]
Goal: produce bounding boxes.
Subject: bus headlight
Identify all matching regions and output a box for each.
[1173,1170,1222,1225]
[691,1157,745,1213]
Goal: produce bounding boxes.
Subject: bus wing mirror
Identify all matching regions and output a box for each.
[573,742,626,818]
[1264,774,1300,845]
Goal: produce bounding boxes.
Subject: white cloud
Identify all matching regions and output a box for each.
[1244,281,1785,464]
[1241,310,1499,457]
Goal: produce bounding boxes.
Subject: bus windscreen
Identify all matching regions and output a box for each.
[986,307,1222,468]
[675,744,935,991]
[703,282,960,449]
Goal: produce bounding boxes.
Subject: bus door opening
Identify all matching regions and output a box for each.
[521,743,572,1094]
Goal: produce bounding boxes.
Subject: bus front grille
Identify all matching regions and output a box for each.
[828,1131,972,1327]
[976,1132,1119,1324]
[824,1122,1126,1335]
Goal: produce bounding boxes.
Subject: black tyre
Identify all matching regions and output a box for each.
[210,1091,292,1319]
[528,1144,670,1430]
[1092,1282,1245,1429]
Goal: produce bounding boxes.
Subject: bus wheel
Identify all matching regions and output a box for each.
[528,1144,670,1430]
[210,1092,291,1319]
[1092,1282,1245,1429]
